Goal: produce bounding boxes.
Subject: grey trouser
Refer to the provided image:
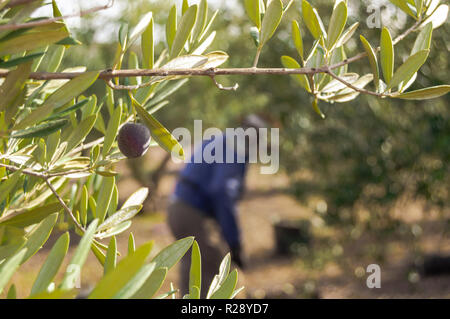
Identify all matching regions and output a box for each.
[167,198,227,298]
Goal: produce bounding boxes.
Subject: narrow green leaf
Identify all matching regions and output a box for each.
[210,269,238,299]
[198,9,219,42]
[29,288,78,299]
[113,262,156,299]
[191,0,208,43]
[387,49,429,91]
[88,241,154,299]
[30,232,69,295]
[122,187,149,209]
[11,119,68,139]
[415,0,424,17]
[65,115,96,153]
[312,98,325,119]
[60,219,99,290]
[411,22,432,55]
[244,0,261,29]
[166,5,177,51]
[380,27,394,86]
[128,12,153,50]
[388,0,417,18]
[281,55,311,92]
[102,104,122,157]
[47,99,89,121]
[0,26,68,56]
[0,61,31,113]
[46,45,65,72]
[151,237,194,270]
[335,22,359,48]
[118,23,128,49]
[327,1,347,50]
[0,202,62,228]
[259,0,283,47]
[291,20,304,62]
[14,72,99,130]
[360,35,380,91]
[55,37,82,46]
[0,170,22,205]
[104,236,117,275]
[80,186,88,227]
[21,213,58,264]
[131,267,167,299]
[131,95,184,160]
[206,253,231,299]
[128,232,136,255]
[189,286,200,299]
[7,284,16,299]
[182,0,189,14]
[0,248,27,294]
[96,177,115,224]
[170,5,198,58]
[189,240,201,298]
[0,52,45,69]
[96,221,131,239]
[142,16,154,69]
[52,0,69,34]
[302,0,326,40]
[391,85,450,100]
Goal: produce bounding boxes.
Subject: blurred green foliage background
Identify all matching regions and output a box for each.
[61,0,448,229]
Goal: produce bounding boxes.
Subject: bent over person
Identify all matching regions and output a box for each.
[167,115,267,297]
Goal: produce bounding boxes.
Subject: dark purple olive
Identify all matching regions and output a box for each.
[117,123,151,158]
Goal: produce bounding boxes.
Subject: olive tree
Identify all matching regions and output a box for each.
[0,0,448,299]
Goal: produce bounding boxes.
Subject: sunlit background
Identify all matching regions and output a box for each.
[15,0,450,298]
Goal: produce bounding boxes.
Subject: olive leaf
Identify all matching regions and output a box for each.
[291,20,304,63]
[259,0,283,47]
[30,232,69,296]
[280,55,311,92]
[170,5,198,58]
[391,85,450,100]
[131,94,185,160]
[88,241,154,299]
[327,1,347,50]
[244,0,261,29]
[142,14,154,69]
[360,35,380,91]
[14,72,99,130]
[11,119,68,139]
[302,0,326,40]
[380,27,394,86]
[387,49,429,91]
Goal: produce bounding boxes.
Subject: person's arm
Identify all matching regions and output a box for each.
[208,164,246,267]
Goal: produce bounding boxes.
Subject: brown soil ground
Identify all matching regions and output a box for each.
[6,149,450,299]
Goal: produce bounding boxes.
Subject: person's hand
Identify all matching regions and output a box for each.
[230,245,247,270]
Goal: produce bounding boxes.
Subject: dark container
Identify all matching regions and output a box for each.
[273,219,312,256]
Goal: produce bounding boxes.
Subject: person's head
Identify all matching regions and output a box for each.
[239,114,268,158]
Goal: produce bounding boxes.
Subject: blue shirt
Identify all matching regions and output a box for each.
[173,134,247,249]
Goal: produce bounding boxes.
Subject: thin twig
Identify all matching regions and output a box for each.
[326,68,385,98]
[1,161,86,233]
[252,47,262,68]
[45,178,86,233]
[0,0,114,31]
[0,162,44,178]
